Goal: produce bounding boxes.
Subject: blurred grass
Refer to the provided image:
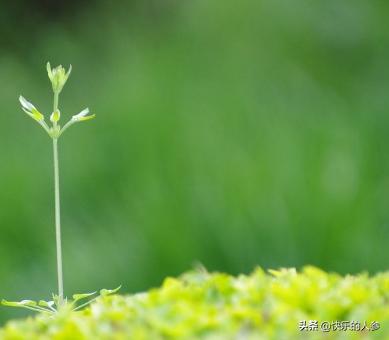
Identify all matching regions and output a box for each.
[1,0,389,324]
[3,266,389,339]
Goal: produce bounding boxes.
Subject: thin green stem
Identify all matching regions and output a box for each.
[58,119,75,137]
[39,120,51,135]
[53,91,59,115]
[30,305,53,313]
[53,138,63,305]
[53,138,64,306]
[48,305,57,313]
[19,305,52,314]
[53,90,64,307]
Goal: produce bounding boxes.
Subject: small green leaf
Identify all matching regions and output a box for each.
[46,62,53,80]
[100,285,121,297]
[2,299,37,307]
[52,294,60,307]
[72,292,96,303]
[38,300,55,309]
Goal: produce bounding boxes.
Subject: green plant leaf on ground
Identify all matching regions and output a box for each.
[100,285,121,297]
[1,266,389,339]
[1,300,37,308]
[1,286,120,315]
[72,292,97,304]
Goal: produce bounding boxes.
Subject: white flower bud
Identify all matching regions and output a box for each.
[47,62,72,94]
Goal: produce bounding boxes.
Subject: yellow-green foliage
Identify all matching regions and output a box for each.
[1,266,389,339]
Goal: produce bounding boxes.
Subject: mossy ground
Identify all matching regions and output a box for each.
[1,266,388,339]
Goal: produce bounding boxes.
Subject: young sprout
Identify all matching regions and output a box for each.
[2,286,121,314]
[2,63,118,313]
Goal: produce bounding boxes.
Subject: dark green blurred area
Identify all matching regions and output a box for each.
[1,0,389,323]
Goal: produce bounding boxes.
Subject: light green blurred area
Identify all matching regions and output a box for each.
[1,0,389,323]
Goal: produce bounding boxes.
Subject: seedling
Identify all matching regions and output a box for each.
[2,63,119,313]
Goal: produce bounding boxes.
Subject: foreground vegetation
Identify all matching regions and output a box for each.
[1,266,388,339]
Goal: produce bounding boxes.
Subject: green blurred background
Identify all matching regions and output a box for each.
[1,0,389,323]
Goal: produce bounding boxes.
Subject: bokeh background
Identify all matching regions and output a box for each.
[1,0,389,323]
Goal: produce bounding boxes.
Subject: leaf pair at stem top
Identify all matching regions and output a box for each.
[19,62,95,139]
